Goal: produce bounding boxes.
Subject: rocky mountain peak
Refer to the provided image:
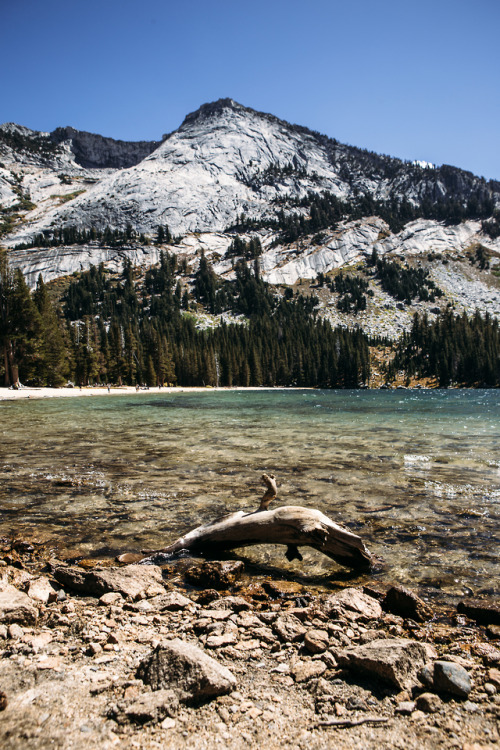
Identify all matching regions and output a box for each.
[180,98,248,127]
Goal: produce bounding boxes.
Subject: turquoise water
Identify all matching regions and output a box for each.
[0,389,499,602]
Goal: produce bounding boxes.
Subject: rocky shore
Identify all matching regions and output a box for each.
[1,540,499,750]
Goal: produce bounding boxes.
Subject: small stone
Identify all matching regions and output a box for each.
[272,614,306,643]
[473,643,500,666]
[291,660,327,682]
[150,591,193,611]
[36,656,63,671]
[0,691,7,711]
[433,660,472,698]
[487,668,500,689]
[124,685,140,701]
[338,638,434,690]
[247,706,262,719]
[52,564,165,601]
[99,592,123,606]
[206,633,238,649]
[418,664,435,687]
[209,596,251,611]
[161,717,176,730]
[262,580,305,598]
[484,683,497,696]
[457,598,500,626]
[304,629,329,654]
[395,701,415,714]
[0,583,38,625]
[88,642,103,656]
[137,638,236,702]
[124,688,179,724]
[27,577,59,604]
[8,623,24,639]
[415,692,443,713]
[411,710,426,721]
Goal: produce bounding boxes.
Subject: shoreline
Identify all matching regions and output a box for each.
[0,385,296,402]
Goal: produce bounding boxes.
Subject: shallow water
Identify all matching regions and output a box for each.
[1,389,499,603]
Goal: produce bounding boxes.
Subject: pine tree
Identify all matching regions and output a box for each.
[33,274,69,386]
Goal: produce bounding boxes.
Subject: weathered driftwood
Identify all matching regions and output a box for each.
[140,505,372,570]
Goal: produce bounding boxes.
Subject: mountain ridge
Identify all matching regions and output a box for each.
[1,99,500,342]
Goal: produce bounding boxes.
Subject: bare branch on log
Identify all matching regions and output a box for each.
[259,473,277,511]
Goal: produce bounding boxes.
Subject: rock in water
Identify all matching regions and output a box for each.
[137,639,236,702]
[185,561,244,589]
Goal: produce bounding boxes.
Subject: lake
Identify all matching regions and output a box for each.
[1,389,498,605]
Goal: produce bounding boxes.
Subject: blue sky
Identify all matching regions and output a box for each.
[2,0,499,179]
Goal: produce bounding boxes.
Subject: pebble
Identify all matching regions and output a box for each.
[416,692,443,714]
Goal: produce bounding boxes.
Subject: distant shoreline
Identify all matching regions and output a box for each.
[0,385,300,401]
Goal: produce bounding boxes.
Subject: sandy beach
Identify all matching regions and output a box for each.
[0,385,289,401]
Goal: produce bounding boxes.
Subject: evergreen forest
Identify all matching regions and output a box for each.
[1,249,499,389]
[0,251,370,389]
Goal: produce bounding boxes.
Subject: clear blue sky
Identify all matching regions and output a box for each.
[2,0,499,180]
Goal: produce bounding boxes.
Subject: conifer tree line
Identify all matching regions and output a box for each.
[14,223,175,251]
[228,190,497,240]
[389,311,500,386]
[0,250,370,388]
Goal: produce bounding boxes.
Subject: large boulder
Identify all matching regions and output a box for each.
[337,638,436,690]
[52,564,165,600]
[324,587,382,621]
[0,583,38,625]
[137,639,236,702]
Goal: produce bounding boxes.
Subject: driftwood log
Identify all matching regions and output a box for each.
[139,505,372,570]
[119,474,372,570]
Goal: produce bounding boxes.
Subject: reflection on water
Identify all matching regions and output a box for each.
[1,389,499,602]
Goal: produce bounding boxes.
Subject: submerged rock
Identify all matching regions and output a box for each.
[185,561,244,590]
[137,638,237,702]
